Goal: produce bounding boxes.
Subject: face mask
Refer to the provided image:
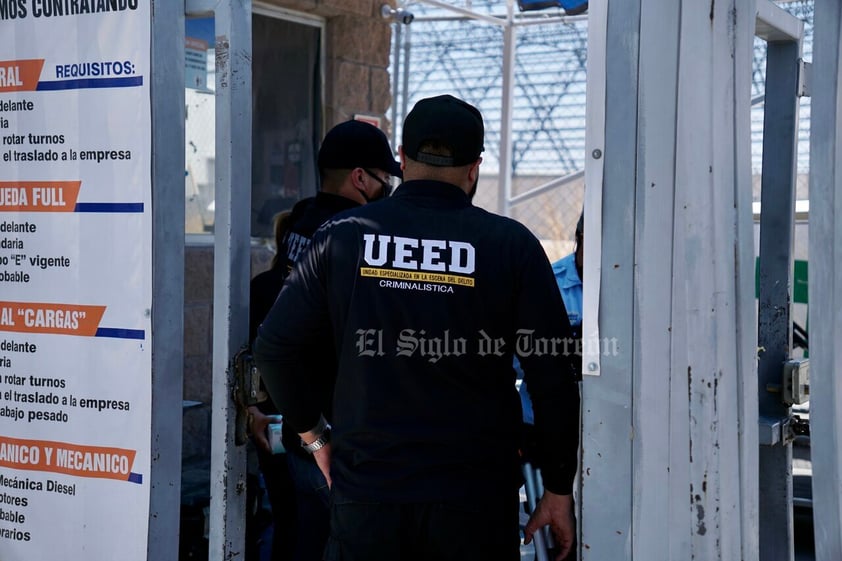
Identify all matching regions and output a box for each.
[467,177,478,202]
[361,187,386,203]
[362,169,393,203]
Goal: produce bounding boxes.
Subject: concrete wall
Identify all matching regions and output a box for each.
[182,0,395,462]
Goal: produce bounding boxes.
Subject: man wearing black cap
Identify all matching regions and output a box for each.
[248,119,400,561]
[254,95,580,561]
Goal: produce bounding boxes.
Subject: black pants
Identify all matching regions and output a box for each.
[324,491,521,561]
[254,448,298,561]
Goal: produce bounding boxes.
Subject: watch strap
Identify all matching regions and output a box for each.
[301,429,330,453]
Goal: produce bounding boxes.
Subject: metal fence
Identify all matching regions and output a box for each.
[390,0,814,263]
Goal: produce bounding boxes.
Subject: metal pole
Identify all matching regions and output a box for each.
[391,22,402,150]
[733,3,762,559]
[148,2,185,560]
[757,38,801,561]
[414,0,508,27]
[580,0,638,557]
[401,24,412,141]
[508,169,584,206]
[497,0,516,217]
[632,1,680,557]
[513,14,588,27]
[412,13,587,25]
[808,0,842,558]
[209,1,252,559]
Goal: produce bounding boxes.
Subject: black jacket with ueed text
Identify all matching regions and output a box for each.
[254,180,580,503]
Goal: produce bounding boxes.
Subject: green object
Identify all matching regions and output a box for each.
[793,260,808,305]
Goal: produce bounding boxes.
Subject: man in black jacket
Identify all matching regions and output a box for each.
[255,95,580,561]
[248,119,401,561]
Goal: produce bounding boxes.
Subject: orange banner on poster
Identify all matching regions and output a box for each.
[0,436,137,482]
[0,181,81,212]
[185,37,208,51]
[0,301,106,336]
[0,59,45,92]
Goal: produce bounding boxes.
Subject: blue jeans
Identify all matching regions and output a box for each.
[286,451,330,561]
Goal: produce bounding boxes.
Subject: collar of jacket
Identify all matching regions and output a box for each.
[314,191,362,212]
[553,253,582,290]
[391,180,471,208]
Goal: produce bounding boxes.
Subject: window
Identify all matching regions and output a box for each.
[183,8,324,239]
[251,9,323,238]
[185,16,215,235]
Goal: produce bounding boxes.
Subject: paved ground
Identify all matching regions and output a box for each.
[518,515,817,560]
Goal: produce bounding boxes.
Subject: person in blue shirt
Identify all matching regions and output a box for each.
[552,211,583,333]
[518,210,583,561]
[519,210,583,421]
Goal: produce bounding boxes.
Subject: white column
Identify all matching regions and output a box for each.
[581,1,758,559]
[148,2,185,560]
[497,0,516,217]
[808,1,842,559]
[209,0,252,559]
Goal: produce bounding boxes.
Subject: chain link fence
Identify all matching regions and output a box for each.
[390,4,588,263]
[391,0,815,264]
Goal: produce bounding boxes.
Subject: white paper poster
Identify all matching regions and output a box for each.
[0,2,152,560]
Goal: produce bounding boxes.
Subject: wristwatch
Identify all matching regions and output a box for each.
[301,428,330,453]
[300,415,331,453]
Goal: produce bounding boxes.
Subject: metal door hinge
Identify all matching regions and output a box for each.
[231,345,268,446]
[783,358,810,405]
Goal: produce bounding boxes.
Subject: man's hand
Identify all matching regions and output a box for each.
[523,491,575,561]
[312,443,332,488]
[299,425,333,488]
[248,406,272,453]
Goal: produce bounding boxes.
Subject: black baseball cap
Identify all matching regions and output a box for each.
[317,120,402,178]
[402,94,485,167]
